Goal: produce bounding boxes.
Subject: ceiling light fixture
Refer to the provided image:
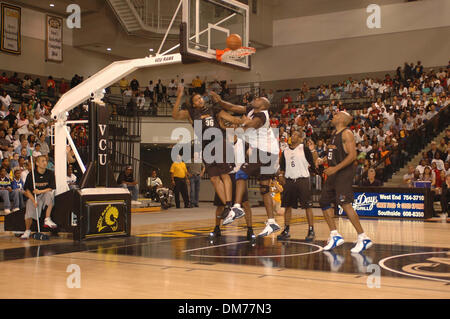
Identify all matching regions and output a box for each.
[107,48,112,51]
[49,4,55,7]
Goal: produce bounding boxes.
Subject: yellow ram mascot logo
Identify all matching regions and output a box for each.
[97,205,119,232]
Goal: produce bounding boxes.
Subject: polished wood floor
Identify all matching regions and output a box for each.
[0,207,448,299]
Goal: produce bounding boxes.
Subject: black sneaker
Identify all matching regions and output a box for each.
[276,228,290,240]
[220,206,231,219]
[305,229,315,242]
[247,228,256,241]
[209,226,221,238]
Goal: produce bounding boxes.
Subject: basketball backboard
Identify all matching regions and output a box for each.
[180,0,250,70]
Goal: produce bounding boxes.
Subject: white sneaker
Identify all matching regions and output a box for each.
[222,206,245,226]
[222,209,236,226]
[11,208,20,213]
[323,233,345,250]
[44,217,57,229]
[4,209,11,215]
[20,230,31,240]
[132,200,142,206]
[350,236,373,253]
[257,220,280,237]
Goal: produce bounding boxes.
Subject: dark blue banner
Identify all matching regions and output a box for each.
[338,191,426,218]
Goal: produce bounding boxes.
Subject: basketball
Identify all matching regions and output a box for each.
[226,34,242,50]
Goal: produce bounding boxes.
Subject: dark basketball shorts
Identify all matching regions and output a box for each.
[319,170,355,208]
[239,149,279,181]
[213,173,248,206]
[204,162,233,177]
[281,177,313,209]
[202,135,234,177]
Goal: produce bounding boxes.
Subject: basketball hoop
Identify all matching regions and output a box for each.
[216,47,256,62]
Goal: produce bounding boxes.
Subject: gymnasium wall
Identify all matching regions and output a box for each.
[249,0,273,46]
[132,26,450,88]
[132,0,449,87]
[140,117,193,145]
[273,0,450,46]
[0,6,117,80]
[271,0,406,20]
[251,26,450,84]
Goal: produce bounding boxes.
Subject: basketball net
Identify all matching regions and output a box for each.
[216,47,256,62]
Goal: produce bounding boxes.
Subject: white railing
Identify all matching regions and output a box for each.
[130,0,181,31]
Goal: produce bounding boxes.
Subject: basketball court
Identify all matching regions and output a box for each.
[0,206,449,299]
[0,0,448,306]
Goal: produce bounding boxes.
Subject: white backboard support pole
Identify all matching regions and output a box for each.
[51,53,182,195]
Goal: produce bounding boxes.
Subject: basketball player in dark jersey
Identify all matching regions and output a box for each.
[210,133,255,241]
[316,111,373,253]
[210,91,281,237]
[172,86,242,217]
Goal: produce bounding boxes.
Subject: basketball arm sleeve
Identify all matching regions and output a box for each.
[279,151,286,172]
[304,147,318,174]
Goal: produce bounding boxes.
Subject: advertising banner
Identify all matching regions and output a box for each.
[337,187,433,219]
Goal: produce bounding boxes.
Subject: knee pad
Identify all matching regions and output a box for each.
[304,201,314,209]
[260,184,270,196]
[235,169,249,181]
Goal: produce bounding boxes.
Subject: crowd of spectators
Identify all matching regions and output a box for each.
[0,71,84,100]
[113,60,450,196]
[1,59,449,214]
[0,71,87,213]
[112,75,231,116]
[259,61,450,192]
[403,130,450,190]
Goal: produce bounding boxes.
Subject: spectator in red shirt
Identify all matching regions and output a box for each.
[59,79,69,95]
[9,72,20,85]
[289,105,297,117]
[47,76,56,97]
[281,104,290,117]
[384,74,393,87]
[281,93,292,105]
[0,72,9,85]
[431,162,441,183]
[270,117,279,127]
[434,170,445,190]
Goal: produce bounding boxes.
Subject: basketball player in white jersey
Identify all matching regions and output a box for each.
[277,130,317,241]
[210,91,281,237]
[316,111,373,253]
